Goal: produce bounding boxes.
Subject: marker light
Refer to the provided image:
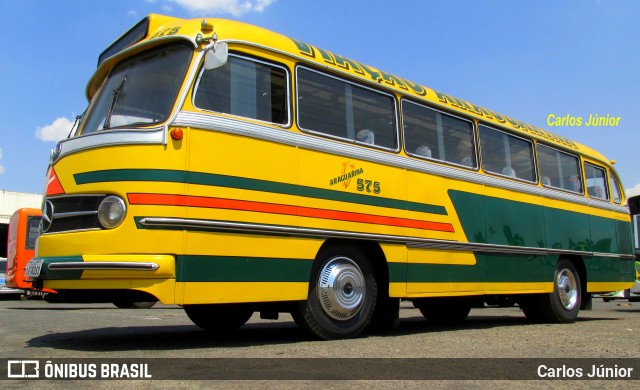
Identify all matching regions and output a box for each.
[170,128,184,140]
[201,20,214,34]
[98,196,127,229]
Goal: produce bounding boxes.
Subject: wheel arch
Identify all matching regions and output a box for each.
[316,238,389,296]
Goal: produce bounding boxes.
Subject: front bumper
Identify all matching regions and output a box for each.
[26,254,177,304]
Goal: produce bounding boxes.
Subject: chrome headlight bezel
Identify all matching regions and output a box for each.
[97,196,127,229]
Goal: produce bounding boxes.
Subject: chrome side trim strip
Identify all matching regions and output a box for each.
[406,241,632,258]
[172,111,628,215]
[48,262,159,271]
[53,211,98,219]
[139,217,635,260]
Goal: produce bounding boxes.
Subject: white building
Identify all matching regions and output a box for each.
[1,190,43,257]
[0,190,42,224]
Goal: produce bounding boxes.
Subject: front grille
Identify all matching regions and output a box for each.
[44,194,107,233]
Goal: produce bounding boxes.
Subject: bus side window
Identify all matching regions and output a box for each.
[402,100,476,168]
[584,163,609,200]
[537,144,582,194]
[609,171,622,204]
[479,125,535,182]
[194,55,289,125]
[297,67,397,150]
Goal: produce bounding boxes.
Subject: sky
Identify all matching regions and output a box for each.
[1,0,639,197]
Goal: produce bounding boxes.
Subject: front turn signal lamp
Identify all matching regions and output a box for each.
[98,196,127,229]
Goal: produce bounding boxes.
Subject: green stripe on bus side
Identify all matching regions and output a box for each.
[176,255,313,283]
[405,254,633,284]
[406,254,554,283]
[74,169,447,215]
[176,256,411,284]
[177,254,631,284]
[448,190,634,255]
[34,256,84,280]
[388,262,408,283]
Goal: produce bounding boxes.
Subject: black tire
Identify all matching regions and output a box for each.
[521,258,581,323]
[113,300,157,309]
[518,295,546,322]
[184,304,253,332]
[293,244,377,340]
[413,297,471,324]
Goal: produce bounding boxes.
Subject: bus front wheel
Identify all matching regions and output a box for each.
[184,304,253,332]
[293,245,377,340]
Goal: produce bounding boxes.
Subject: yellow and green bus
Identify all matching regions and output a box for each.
[28,15,635,339]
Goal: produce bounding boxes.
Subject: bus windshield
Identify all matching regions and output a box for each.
[80,42,192,135]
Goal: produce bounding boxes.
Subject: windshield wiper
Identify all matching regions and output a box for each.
[103,75,127,129]
[66,110,86,138]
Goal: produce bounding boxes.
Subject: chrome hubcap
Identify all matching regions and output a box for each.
[317,256,365,321]
[556,268,578,310]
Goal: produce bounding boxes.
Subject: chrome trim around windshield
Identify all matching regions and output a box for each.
[53,127,165,162]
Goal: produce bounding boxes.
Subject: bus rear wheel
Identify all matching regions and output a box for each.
[293,245,377,340]
[184,304,254,332]
[520,258,581,323]
[413,297,472,324]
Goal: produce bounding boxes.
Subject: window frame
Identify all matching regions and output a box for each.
[584,162,610,201]
[295,65,400,153]
[608,170,623,204]
[193,52,292,127]
[401,99,479,171]
[478,124,538,183]
[536,143,584,195]
[25,216,41,250]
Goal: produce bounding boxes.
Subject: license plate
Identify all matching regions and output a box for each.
[25,259,43,278]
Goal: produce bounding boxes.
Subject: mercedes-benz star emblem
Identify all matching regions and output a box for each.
[41,200,54,233]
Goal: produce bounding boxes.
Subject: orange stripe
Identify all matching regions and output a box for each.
[127,193,454,233]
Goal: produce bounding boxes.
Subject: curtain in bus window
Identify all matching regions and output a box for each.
[537,144,582,193]
[479,125,535,181]
[297,68,396,149]
[194,56,287,124]
[402,101,476,167]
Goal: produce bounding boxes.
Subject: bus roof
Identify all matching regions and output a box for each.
[92,14,612,168]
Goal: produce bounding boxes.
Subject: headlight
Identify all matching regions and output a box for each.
[98,196,127,229]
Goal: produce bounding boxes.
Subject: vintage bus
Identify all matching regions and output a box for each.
[27,15,635,339]
[6,208,43,296]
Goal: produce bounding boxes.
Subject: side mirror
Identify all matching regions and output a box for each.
[204,42,228,70]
